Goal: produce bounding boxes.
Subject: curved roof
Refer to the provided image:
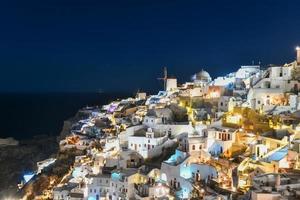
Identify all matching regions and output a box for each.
[194,69,211,82]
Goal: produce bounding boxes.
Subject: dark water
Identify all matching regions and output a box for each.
[0,92,129,140]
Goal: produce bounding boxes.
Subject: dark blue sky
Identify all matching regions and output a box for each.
[0,0,300,93]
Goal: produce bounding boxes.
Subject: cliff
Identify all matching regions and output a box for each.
[0,135,58,199]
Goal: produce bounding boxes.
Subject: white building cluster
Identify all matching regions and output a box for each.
[48,48,300,200]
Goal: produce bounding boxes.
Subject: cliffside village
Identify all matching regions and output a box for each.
[20,48,300,200]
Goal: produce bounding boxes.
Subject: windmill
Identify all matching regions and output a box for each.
[157,67,168,90]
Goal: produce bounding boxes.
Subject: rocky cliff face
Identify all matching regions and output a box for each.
[0,109,91,198]
[57,109,91,141]
[0,136,58,199]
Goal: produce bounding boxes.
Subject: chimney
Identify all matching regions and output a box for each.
[296,46,300,63]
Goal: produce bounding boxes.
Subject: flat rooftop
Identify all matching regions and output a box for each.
[133,128,166,138]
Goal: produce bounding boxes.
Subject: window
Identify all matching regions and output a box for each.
[199,145,202,150]
[192,145,195,150]
[152,145,154,148]
[257,100,261,104]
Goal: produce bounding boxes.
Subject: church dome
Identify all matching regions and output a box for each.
[193,69,211,82]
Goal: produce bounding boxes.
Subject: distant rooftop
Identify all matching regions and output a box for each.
[133,128,166,138]
[262,129,292,140]
[111,168,138,182]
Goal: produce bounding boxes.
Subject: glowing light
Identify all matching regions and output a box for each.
[180,166,192,179]
[181,187,190,199]
[296,46,300,51]
[165,150,186,165]
[209,91,220,98]
[72,167,81,178]
[161,173,167,182]
[23,173,35,183]
[108,104,117,113]
[111,172,122,181]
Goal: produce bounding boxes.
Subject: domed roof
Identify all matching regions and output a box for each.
[194,69,211,82]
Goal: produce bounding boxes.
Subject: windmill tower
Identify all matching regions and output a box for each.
[157,67,168,90]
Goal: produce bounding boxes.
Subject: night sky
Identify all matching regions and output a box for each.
[0,0,300,93]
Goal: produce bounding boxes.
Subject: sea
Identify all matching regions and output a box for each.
[0,92,130,140]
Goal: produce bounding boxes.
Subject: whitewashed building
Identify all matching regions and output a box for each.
[128,127,168,159]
